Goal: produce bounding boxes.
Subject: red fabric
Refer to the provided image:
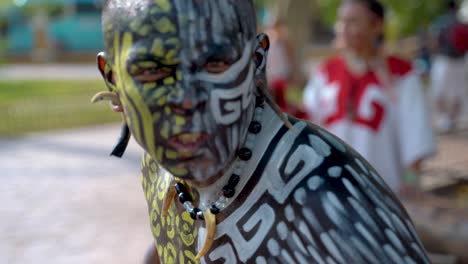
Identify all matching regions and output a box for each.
[270,79,288,110]
[450,22,468,54]
[387,56,413,76]
[317,55,412,132]
[270,78,309,120]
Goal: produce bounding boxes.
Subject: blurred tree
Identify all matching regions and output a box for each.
[254,0,451,40]
[315,0,449,40]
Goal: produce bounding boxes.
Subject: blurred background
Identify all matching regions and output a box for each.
[0,0,467,263]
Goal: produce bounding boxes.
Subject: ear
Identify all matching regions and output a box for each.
[253,33,270,75]
[97,52,117,92]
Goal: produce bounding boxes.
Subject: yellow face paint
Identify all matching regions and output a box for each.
[155,17,177,34]
[153,0,172,13]
[165,149,179,159]
[163,76,175,85]
[151,38,165,57]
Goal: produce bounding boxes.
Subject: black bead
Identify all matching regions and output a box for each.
[256,96,265,107]
[178,192,192,203]
[174,183,188,194]
[248,121,262,134]
[197,210,205,220]
[223,186,236,198]
[210,205,220,215]
[189,207,201,220]
[228,174,240,187]
[237,148,252,161]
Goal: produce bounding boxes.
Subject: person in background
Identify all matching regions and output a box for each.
[265,19,308,119]
[430,0,468,133]
[303,0,436,195]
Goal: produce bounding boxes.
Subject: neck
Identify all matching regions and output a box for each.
[190,103,277,211]
[343,47,383,75]
[184,155,237,189]
[349,46,379,61]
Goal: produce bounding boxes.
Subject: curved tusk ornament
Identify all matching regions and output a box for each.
[195,210,217,260]
[162,181,177,217]
[91,91,122,106]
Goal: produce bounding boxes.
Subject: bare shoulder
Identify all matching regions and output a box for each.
[260,116,430,263]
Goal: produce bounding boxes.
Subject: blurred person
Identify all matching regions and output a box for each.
[303,0,436,194]
[430,0,468,132]
[265,19,308,119]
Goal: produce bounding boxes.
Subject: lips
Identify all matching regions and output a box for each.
[168,132,209,157]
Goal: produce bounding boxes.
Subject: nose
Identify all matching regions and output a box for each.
[168,83,206,115]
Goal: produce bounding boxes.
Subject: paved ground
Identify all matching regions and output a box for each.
[423,129,468,189]
[0,125,153,264]
[0,64,100,80]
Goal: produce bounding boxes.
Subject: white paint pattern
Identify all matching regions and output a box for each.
[293,188,306,206]
[285,205,295,222]
[308,176,324,191]
[276,221,288,241]
[281,249,297,264]
[308,246,326,264]
[327,166,343,178]
[298,221,317,247]
[291,231,308,255]
[267,239,280,256]
[320,232,345,263]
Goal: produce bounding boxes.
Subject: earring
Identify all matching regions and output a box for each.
[90,91,129,157]
[110,122,131,158]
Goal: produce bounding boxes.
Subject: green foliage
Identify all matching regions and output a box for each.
[316,0,341,27]
[253,0,266,8]
[313,0,450,39]
[384,0,448,39]
[0,80,119,136]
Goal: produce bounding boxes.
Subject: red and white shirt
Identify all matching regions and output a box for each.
[304,55,436,191]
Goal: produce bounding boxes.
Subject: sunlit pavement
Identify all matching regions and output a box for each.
[0,64,100,80]
[0,125,152,264]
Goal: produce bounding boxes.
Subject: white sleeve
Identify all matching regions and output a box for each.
[397,73,436,167]
[303,70,326,122]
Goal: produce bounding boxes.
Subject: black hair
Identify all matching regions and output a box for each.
[448,0,458,10]
[345,0,385,20]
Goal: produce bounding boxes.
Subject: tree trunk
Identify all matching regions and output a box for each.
[275,0,317,75]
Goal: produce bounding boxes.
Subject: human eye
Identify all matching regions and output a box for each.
[203,57,232,74]
[130,61,172,83]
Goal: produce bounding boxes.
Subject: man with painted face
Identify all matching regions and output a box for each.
[94,0,431,263]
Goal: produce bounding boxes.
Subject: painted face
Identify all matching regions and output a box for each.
[335,2,383,52]
[105,0,258,182]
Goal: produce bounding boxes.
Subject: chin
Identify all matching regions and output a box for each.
[191,166,222,183]
[166,158,225,183]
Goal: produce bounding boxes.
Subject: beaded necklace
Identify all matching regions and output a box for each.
[173,95,265,221]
